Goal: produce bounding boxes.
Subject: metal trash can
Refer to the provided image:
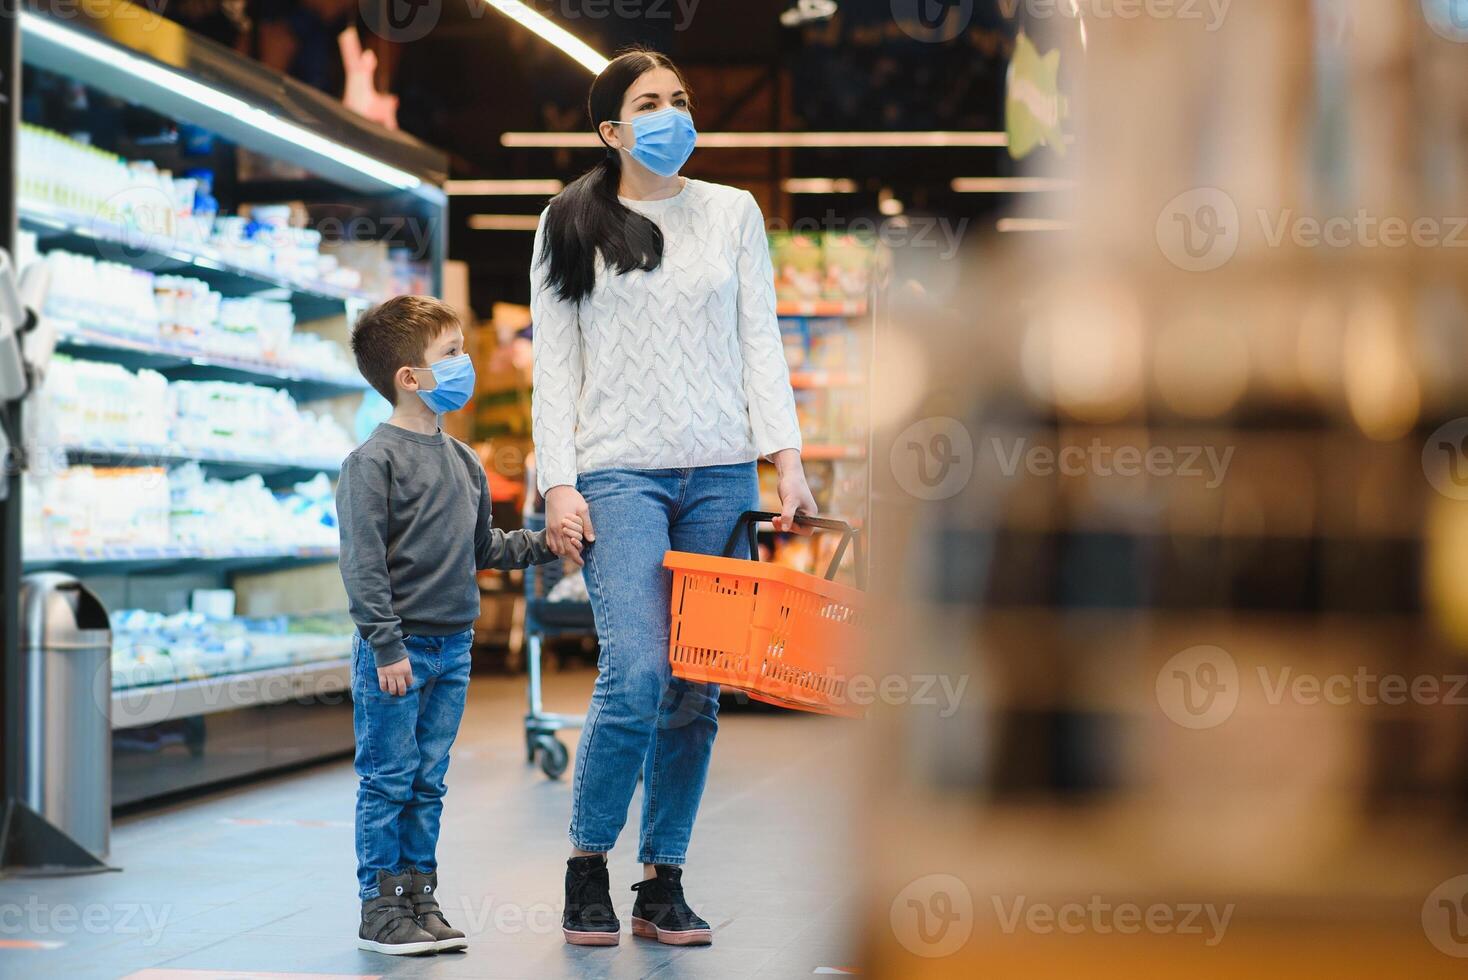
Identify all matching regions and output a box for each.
[20,572,112,859]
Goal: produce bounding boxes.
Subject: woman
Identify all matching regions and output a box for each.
[530,48,817,948]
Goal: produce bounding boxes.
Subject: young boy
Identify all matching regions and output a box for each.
[338,296,572,955]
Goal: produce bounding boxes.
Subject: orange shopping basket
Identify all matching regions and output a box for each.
[663,510,865,717]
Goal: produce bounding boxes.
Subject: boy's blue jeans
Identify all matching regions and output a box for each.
[570,462,760,864]
[352,627,473,900]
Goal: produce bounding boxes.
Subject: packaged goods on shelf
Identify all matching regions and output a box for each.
[821,233,876,301]
[169,466,337,549]
[153,275,225,344]
[769,230,880,303]
[43,251,161,339]
[24,466,338,556]
[19,124,198,242]
[110,607,354,690]
[40,248,358,377]
[29,356,354,462]
[806,317,868,370]
[770,231,826,302]
[27,466,171,552]
[20,124,369,293]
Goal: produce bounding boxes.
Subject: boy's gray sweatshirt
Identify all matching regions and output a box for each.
[337,423,555,667]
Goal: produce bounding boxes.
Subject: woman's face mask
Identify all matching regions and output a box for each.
[611,106,698,177]
[415,353,475,414]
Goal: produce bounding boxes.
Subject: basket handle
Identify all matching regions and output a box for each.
[721,511,866,587]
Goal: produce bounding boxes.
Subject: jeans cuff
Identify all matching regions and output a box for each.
[638,852,686,866]
[569,833,617,853]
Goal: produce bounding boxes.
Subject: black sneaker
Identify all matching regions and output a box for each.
[358,870,438,955]
[407,867,468,952]
[563,855,621,946]
[630,865,712,946]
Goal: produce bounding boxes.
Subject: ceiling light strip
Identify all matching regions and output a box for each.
[483,1,610,74]
[502,131,1010,149]
[952,177,1077,193]
[445,179,565,195]
[468,214,543,231]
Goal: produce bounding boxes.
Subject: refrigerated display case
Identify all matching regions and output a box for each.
[6,2,447,805]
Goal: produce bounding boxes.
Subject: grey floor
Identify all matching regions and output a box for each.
[0,668,861,979]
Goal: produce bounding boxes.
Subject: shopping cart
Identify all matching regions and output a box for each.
[521,513,594,778]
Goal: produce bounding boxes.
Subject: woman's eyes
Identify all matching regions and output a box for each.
[637,100,688,112]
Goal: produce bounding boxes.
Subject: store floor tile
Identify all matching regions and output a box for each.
[0,669,859,979]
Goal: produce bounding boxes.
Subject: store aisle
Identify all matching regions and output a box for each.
[0,670,860,979]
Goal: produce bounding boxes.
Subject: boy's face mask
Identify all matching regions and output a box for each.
[415,353,475,414]
[611,106,698,177]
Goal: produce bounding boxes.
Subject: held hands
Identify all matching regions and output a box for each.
[772,449,819,534]
[546,485,596,567]
[377,658,414,696]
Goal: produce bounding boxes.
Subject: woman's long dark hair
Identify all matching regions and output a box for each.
[539,48,690,304]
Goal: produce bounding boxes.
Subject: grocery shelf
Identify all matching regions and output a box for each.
[789,370,868,389]
[23,545,340,575]
[60,442,344,481]
[111,654,352,729]
[21,200,380,319]
[54,323,369,400]
[776,299,869,317]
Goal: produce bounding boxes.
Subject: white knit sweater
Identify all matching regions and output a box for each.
[530,178,802,494]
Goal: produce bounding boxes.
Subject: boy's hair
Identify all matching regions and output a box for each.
[351,295,461,404]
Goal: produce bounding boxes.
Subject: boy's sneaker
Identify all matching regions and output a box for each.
[629,865,713,946]
[408,867,468,952]
[563,855,621,945]
[358,870,438,955]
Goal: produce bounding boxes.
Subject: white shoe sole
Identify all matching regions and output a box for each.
[434,937,469,952]
[356,937,438,955]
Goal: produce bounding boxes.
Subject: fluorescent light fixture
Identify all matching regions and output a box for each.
[782,178,859,194]
[20,12,422,191]
[952,177,1077,193]
[996,218,1073,233]
[445,179,565,196]
[468,214,542,232]
[502,131,1009,149]
[483,1,610,74]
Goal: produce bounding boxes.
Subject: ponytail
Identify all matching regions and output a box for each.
[539,151,664,304]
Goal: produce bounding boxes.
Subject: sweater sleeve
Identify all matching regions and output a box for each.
[734,191,803,457]
[336,451,407,669]
[473,462,557,569]
[530,207,583,495]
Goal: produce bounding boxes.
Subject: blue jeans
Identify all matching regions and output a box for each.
[352,627,473,899]
[570,462,760,864]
